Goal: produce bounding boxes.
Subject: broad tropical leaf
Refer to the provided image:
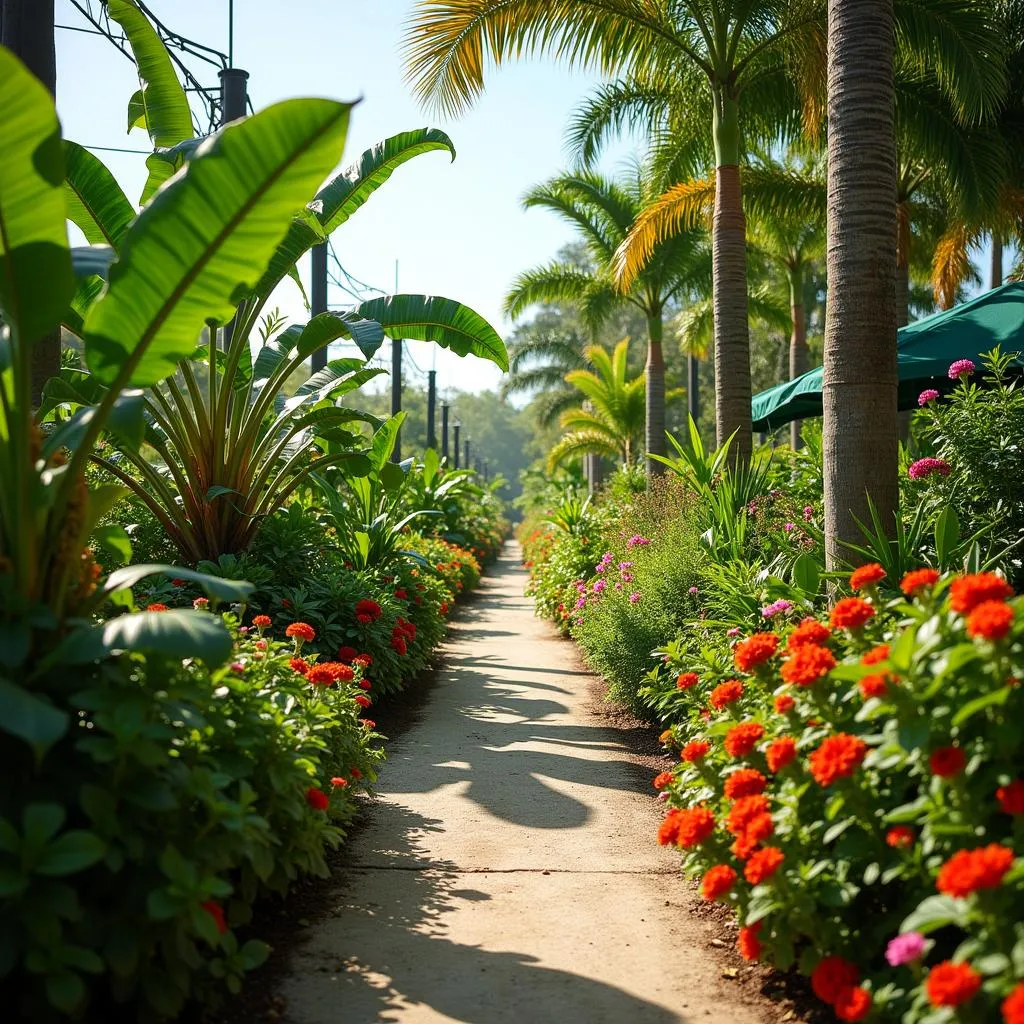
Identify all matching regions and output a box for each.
[63,141,136,248]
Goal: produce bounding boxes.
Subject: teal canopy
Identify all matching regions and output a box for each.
[751,282,1024,432]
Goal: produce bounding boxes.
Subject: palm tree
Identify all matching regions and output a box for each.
[404,0,828,463]
[547,339,645,471]
[504,166,711,478]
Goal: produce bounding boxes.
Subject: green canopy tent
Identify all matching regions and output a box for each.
[751,282,1024,433]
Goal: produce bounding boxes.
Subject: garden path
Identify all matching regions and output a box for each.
[280,543,774,1024]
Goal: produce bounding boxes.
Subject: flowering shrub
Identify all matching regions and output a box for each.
[654,567,1023,1022]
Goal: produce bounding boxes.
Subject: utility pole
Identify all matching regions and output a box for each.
[219,66,249,350]
[453,422,461,468]
[310,243,328,372]
[426,370,437,450]
[441,403,450,461]
[464,438,471,470]
[391,339,402,463]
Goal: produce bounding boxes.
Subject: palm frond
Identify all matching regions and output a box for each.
[547,429,621,472]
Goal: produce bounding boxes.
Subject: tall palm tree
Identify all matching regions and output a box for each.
[547,339,645,471]
[504,166,711,478]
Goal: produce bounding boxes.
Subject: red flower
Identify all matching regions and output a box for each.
[731,813,774,859]
[307,663,352,686]
[726,795,771,835]
[834,986,872,1022]
[289,657,310,676]
[780,644,836,687]
[658,806,715,848]
[305,787,329,811]
[349,768,362,779]
[900,567,940,596]
[171,578,187,587]
[830,597,875,630]
[710,679,744,710]
[930,745,966,777]
[737,923,762,961]
[997,779,1024,815]
[849,563,885,590]
[773,693,795,714]
[967,599,1015,640]
[949,572,1013,613]
[926,961,981,1007]
[330,776,348,788]
[356,613,373,625]
[681,740,711,762]
[286,622,316,642]
[861,644,890,665]
[723,768,767,800]
[146,603,169,612]
[394,588,408,599]
[355,598,383,621]
[676,672,699,690]
[733,633,779,672]
[353,653,373,668]
[811,957,860,1005]
[809,734,867,787]
[359,678,372,690]
[355,694,372,708]
[886,826,914,849]
[936,844,1014,898]
[252,614,272,628]
[653,771,675,791]
[744,846,784,885]
[200,900,228,935]
[766,737,797,773]
[359,719,376,729]
[787,618,831,650]
[859,674,892,699]
[1003,984,1024,1024]
[391,636,407,655]
[337,646,358,663]
[701,865,737,901]
[724,722,764,758]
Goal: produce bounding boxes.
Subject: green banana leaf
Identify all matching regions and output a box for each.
[63,141,136,247]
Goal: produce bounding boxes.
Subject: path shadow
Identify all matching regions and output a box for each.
[288,805,683,1024]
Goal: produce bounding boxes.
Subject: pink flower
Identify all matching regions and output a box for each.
[886,932,927,967]
[193,597,209,610]
[626,535,651,548]
[783,522,796,532]
[918,388,940,406]
[621,572,634,582]
[727,627,743,638]
[762,599,793,619]
[803,506,814,522]
[619,561,633,570]
[614,582,624,590]
[629,592,641,604]
[593,579,606,594]
[948,359,975,380]
[689,586,699,595]
[908,457,952,480]
[574,597,586,610]
[230,662,245,673]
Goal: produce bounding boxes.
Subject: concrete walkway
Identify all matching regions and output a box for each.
[280,544,770,1024]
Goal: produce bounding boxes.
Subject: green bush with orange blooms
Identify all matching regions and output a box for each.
[653,564,1023,1023]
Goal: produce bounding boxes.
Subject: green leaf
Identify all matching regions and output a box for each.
[791,553,820,596]
[102,564,255,603]
[900,895,967,935]
[36,831,106,876]
[63,141,135,248]
[935,506,960,568]
[0,678,69,751]
[24,803,65,847]
[290,312,385,361]
[84,97,353,387]
[240,940,270,970]
[91,525,133,566]
[354,294,509,370]
[127,88,147,132]
[44,390,146,456]
[106,0,194,203]
[951,684,1012,727]
[46,970,85,1014]
[0,48,76,343]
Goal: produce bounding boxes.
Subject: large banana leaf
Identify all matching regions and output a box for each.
[0,49,75,343]
[254,128,456,299]
[354,294,509,370]
[84,98,353,388]
[107,0,194,203]
[63,141,136,248]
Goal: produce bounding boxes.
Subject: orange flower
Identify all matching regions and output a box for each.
[900,567,940,596]
[701,864,737,901]
[849,563,885,590]
[809,734,867,787]
[781,644,836,687]
[886,826,914,848]
[252,614,272,628]
[744,846,784,884]
[306,664,337,686]
[936,844,1014,898]
[829,597,875,629]
[289,657,310,676]
[966,599,1015,640]
[724,722,765,757]
[930,745,965,777]
[861,644,890,665]
[787,618,831,650]
[676,672,699,690]
[658,806,715,848]
[653,771,675,791]
[949,572,1013,613]
[146,603,169,612]
[925,961,981,1007]
[737,923,762,961]
[710,679,744,710]
[859,673,893,699]
[773,693,796,714]
[681,740,711,762]
[834,986,872,1022]
[285,622,316,642]
[733,633,779,672]
[723,768,767,800]
[811,956,860,1005]
[997,779,1024,815]
[731,813,774,859]
[726,794,771,834]
[766,737,797,773]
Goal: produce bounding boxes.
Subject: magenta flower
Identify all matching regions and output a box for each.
[626,534,651,548]
[193,597,209,610]
[618,561,633,570]
[803,506,814,522]
[726,627,743,638]
[783,522,796,533]
[918,388,940,406]
[592,579,607,594]
[621,571,633,583]
[885,932,927,967]
[908,457,952,480]
[688,586,699,595]
[574,597,586,610]
[762,599,793,619]
[948,359,975,380]
[628,592,641,604]
[614,582,624,590]
[231,662,245,673]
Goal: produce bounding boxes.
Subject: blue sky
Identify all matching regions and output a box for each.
[54,0,632,396]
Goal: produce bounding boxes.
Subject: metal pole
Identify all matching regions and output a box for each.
[687,355,699,425]
[310,243,328,372]
[453,423,461,468]
[426,370,437,450]
[441,403,450,461]
[391,339,402,463]
[464,438,471,470]
[228,0,235,67]
[219,67,248,123]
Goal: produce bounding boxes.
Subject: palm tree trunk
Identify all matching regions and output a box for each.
[687,355,699,427]
[823,0,899,569]
[712,91,752,462]
[991,231,1003,289]
[2,0,59,406]
[895,255,912,441]
[788,264,808,450]
[645,311,666,480]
